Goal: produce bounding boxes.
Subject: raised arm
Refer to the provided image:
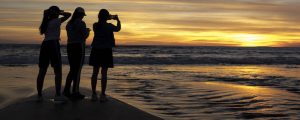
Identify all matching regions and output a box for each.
[113,16,121,32]
[59,11,71,23]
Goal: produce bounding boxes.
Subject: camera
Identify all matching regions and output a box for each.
[109,15,117,20]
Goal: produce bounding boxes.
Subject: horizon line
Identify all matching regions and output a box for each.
[0,43,299,48]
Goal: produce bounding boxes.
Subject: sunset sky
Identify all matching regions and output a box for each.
[0,0,300,47]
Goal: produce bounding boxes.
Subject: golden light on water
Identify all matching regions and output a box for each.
[200,81,296,96]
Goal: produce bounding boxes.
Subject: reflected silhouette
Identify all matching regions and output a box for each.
[89,9,121,102]
[63,7,90,100]
[36,6,71,102]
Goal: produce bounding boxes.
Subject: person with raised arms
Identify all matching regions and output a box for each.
[90,9,121,102]
[37,6,71,102]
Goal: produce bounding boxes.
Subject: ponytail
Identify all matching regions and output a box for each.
[39,6,61,35]
[39,11,49,35]
[68,12,81,25]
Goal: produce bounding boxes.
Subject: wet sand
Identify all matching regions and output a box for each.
[0,87,162,120]
[1,65,300,119]
[178,81,300,119]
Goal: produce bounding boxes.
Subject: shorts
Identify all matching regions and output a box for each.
[89,48,113,68]
[38,40,62,69]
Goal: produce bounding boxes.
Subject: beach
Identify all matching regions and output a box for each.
[1,65,300,119]
[1,45,300,119]
[1,0,300,119]
[0,86,162,120]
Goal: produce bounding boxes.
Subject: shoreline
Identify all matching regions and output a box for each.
[1,65,300,119]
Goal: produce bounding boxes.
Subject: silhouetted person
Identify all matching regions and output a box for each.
[63,7,90,100]
[37,6,71,102]
[90,9,121,102]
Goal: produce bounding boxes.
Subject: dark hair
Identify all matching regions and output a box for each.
[68,11,84,25]
[98,9,109,23]
[39,6,60,35]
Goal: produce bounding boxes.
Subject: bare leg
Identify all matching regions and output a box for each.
[54,67,62,96]
[101,67,108,96]
[91,66,100,95]
[37,68,48,96]
[73,63,82,93]
[73,43,85,93]
[64,69,73,94]
[72,77,76,93]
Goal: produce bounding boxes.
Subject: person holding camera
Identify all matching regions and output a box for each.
[63,7,90,100]
[89,9,121,102]
[37,6,71,102]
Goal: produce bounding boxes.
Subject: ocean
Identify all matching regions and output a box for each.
[1,44,300,65]
[1,44,300,119]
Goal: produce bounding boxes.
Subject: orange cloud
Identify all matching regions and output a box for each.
[0,0,300,46]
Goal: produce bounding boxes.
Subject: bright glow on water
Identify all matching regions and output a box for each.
[1,65,300,119]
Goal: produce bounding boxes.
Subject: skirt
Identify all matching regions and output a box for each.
[89,48,113,68]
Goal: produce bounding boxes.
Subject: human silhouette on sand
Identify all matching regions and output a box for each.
[63,7,90,100]
[89,9,121,102]
[37,6,71,102]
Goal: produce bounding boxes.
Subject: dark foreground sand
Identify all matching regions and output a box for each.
[0,87,162,120]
